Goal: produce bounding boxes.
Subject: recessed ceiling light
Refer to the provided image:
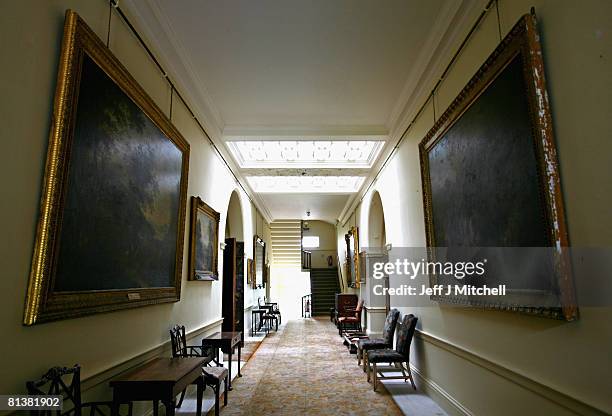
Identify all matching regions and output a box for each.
[226,140,384,168]
[246,176,366,193]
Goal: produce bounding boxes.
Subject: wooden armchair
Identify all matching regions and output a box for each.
[26,364,132,416]
[170,325,228,415]
[337,299,364,335]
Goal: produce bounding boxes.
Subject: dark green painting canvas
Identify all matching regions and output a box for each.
[54,55,184,291]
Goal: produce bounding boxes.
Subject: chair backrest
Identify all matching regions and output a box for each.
[395,314,418,357]
[169,324,188,358]
[26,365,82,416]
[257,297,263,308]
[382,308,400,345]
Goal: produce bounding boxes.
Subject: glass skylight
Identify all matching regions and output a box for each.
[246,176,366,193]
[226,140,384,168]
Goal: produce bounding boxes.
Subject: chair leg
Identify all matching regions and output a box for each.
[214,382,220,416]
[372,363,378,391]
[362,352,368,372]
[366,358,371,382]
[224,376,229,406]
[357,348,361,366]
[407,363,416,390]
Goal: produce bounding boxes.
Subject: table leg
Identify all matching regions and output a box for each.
[238,342,242,377]
[163,400,175,416]
[196,378,203,416]
[228,346,233,390]
[111,399,120,416]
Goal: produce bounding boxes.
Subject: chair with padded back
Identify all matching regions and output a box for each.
[337,299,364,335]
[170,325,228,416]
[357,309,401,371]
[366,314,418,391]
[26,364,132,416]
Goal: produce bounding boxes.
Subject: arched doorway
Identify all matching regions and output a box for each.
[364,191,389,332]
[222,191,245,338]
[368,191,386,253]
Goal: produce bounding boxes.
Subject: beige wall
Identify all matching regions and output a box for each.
[344,0,612,414]
[303,220,337,268]
[0,0,265,405]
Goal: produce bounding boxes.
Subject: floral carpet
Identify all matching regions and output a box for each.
[219,317,403,415]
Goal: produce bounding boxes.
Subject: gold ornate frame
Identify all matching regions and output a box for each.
[253,235,266,289]
[418,14,576,321]
[188,197,220,281]
[23,11,190,325]
[345,226,360,288]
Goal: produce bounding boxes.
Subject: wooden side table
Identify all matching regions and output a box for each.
[109,357,208,416]
[201,331,242,390]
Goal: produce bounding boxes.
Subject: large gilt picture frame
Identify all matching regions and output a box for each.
[23,11,190,325]
[188,197,220,281]
[345,227,360,288]
[253,235,266,289]
[419,14,576,321]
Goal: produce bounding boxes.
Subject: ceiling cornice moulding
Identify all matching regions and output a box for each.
[122,0,226,139]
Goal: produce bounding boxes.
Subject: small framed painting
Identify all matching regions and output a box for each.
[188,197,220,281]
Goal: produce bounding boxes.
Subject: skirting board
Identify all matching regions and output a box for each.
[81,317,223,392]
[413,330,609,416]
[409,364,474,416]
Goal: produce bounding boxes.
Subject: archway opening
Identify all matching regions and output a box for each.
[222,190,245,337]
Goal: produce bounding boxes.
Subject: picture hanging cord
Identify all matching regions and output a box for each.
[495,0,502,42]
[342,0,497,229]
[106,0,112,47]
[110,2,264,217]
[432,90,437,123]
[169,86,174,121]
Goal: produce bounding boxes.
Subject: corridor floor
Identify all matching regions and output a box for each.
[220,317,404,415]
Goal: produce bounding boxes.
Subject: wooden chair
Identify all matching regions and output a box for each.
[263,296,282,325]
[337,299,364,335]
[170,325,228,416]
[366,314,418,391]
[26,364,132,416]
[257,298,278,332]
[357,309,401,370]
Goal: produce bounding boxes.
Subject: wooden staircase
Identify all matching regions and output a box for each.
[310,267,340,316]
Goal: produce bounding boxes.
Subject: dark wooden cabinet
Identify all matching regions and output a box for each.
[222,239,244,342]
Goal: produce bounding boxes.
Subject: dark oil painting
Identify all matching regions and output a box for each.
[54,55,184,291]
[188,197,219,280]
[419,15,577,320]
[24,11,190,325]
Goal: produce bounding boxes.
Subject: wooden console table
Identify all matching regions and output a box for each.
[201,331,242,390]
[109,357,208,416]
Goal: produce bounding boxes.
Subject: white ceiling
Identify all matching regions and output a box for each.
[258,194,351,224]
[125,0,475,222]
[153,0,448,134]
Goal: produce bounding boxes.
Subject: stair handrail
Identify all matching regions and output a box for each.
[301,293,312,318]
[336,254,345,292]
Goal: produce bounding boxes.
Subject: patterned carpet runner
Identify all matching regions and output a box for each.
[219,317,403,415]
